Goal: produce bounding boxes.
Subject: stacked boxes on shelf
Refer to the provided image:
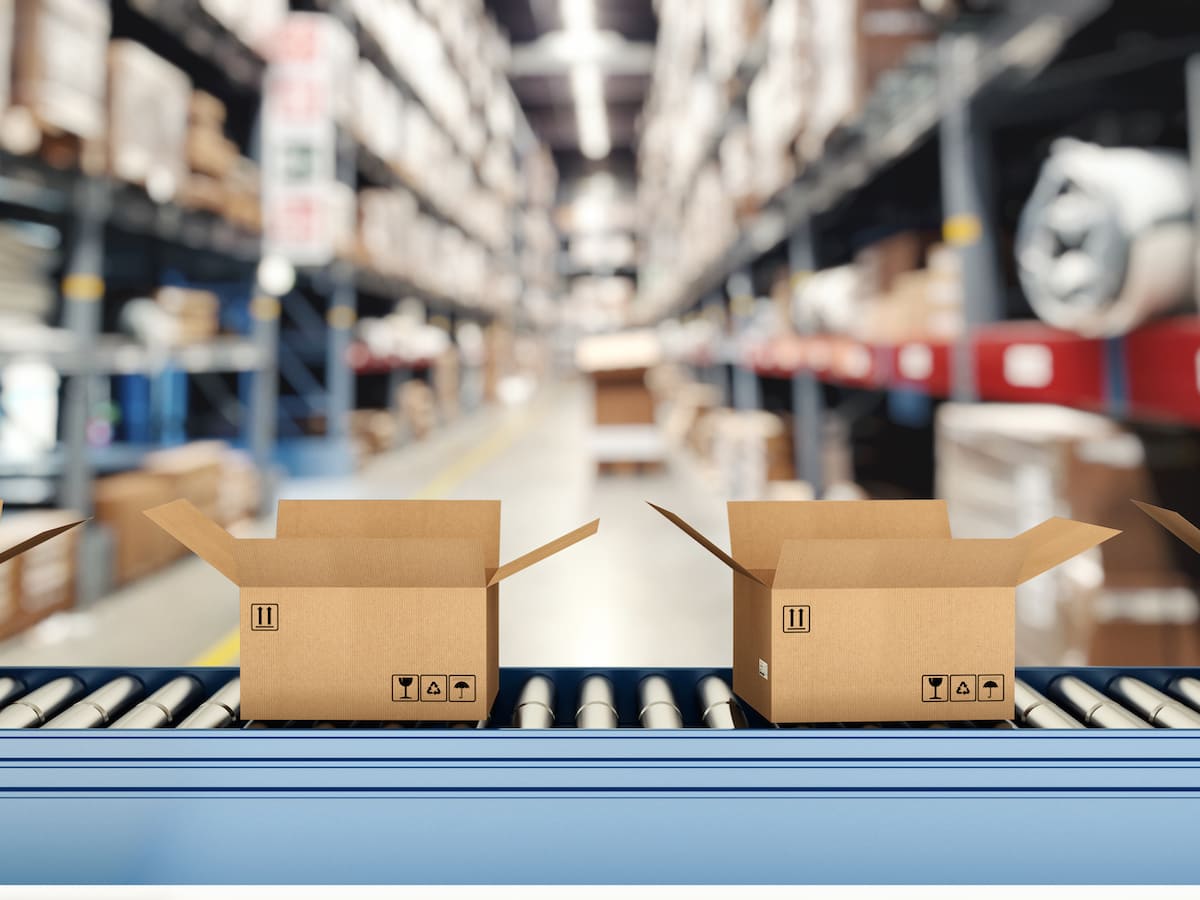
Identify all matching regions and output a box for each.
[93,442,262,587]
[637,0,935,315]
[576,332,666,472]
[107,40,190,203]
[0,0,109,169]
[936,403,1200,666]
[0,504,83,640]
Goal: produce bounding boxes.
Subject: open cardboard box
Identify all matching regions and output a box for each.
[146,499,598,722]
[1135,500,1200,571]
[651,500,1118,724]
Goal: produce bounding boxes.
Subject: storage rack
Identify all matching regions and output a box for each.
[637,1,1200,497]
[1,664,1200,882]
[0,1,555,597]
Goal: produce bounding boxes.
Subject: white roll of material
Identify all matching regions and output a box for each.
[1016,138,1195,337]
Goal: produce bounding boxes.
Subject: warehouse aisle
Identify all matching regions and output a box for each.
[0,383,733,669]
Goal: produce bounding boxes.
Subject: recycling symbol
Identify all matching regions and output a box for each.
[955,681,971,695]
[426,680,441,696]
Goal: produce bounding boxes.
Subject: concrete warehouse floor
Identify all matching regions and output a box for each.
[0,381,733,669]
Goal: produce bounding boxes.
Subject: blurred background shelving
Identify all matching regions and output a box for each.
[3,0,1200,674]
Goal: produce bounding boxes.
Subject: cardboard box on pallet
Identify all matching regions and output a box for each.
[651,500,1118,723]
[0,502,85,640]
[145,499,599,721]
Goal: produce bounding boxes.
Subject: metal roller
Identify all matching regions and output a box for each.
[176,677,241,729]
[0,676,84,728]
[0,677,24,707]
[1167,676,1200,712]
[575,675,618,729]
[1051,675,1149,729]
[638,675,682,729]
[1108,677,1200,728]
[111,676,204,729]
[513,675,555,728]
[44,676,143,729]
[1014,680,1083,729]
[696,675,743,729]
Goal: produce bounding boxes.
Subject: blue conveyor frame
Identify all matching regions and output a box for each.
[0,665,1198,884]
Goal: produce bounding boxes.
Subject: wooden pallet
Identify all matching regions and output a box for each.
[596,459,666,477]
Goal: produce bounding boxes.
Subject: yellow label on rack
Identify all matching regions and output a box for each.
[790,270,813,291]
[943,214,983,246]
[61,274,104,301]
[731,294,755,317]
[250,295,280,322]
[327,306,357,330]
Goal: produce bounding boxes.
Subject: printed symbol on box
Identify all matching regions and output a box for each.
[392,675,418,702]
[922,675,948,702]
[420,675,448,702]
[782,605,810,634]
[449,675,476,703]
[250,604,278,631]
[950,675,977,702]
[979,675,1005,701]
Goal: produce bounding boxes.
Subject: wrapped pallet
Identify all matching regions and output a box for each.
[2,0,109,168]
[108,41,191,202]
[801,0,932,163]
[1015,139,1195,337]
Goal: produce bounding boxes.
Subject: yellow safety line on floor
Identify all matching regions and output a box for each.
[188,405,542,666]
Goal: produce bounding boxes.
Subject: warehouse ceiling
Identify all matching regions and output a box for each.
[485,0,656,168]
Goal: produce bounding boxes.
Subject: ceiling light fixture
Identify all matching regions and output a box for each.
[561,0,609,161]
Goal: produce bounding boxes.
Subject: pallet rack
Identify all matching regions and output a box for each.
[637,1,1200,497]
[1,0,557,599]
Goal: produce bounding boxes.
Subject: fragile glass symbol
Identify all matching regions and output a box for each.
[927,676,944,700]
[397,676,414,699]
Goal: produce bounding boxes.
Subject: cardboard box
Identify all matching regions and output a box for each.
[93,471,183,584]
[142,441,226,520]
[0,502,85,640]
[145,499,599,721]
[9,0,109,141]
[651,500,1117,724]
[108,40,190,200]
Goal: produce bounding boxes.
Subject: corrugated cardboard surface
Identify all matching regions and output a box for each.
[241,586,493,721]
[594,382,655,425]
[147,499,597,721]
[654,500,1116,724]
[767,587,1014,723]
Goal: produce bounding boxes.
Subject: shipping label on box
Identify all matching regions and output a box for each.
[652,499,1117,724]
[146,499,598,722]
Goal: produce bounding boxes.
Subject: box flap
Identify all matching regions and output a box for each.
[728,500,951,571]
[0,519,87,567]
[276,500,502,567]
[648,503,765,584]
[488,519,600,586]
[144,499,240,583]
[773,538,1025,588]
[1012,517,1121,584]
[234,537,486,587]
[1132,500,1200,556]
